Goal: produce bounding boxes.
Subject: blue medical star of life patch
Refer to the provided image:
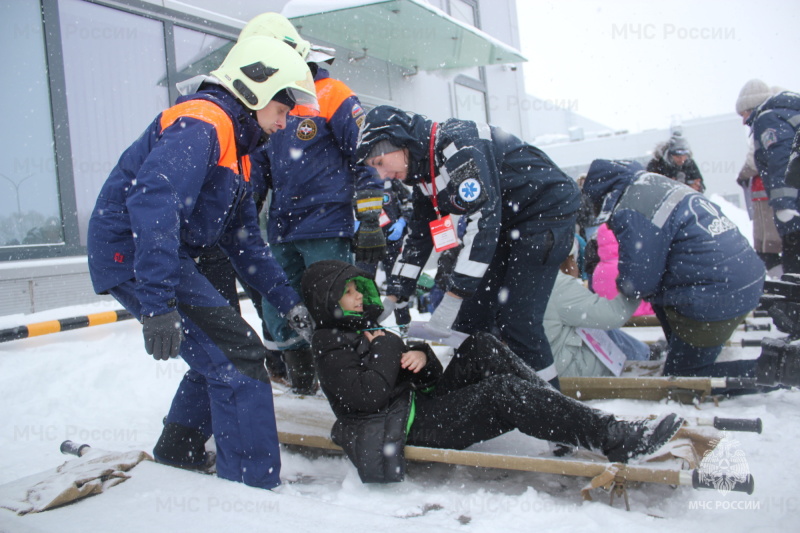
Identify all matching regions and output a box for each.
[459,178,481,202]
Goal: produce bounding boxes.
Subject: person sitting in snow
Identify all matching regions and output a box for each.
[545,239,651,378]
[300,259,684,483]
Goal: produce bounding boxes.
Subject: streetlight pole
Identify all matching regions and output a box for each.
[0,171,37,215]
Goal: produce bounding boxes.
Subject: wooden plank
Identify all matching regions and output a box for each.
[560,376,713,402]
[276,429,684,487]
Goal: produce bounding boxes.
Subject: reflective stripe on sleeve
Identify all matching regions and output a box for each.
[391,261,422,279]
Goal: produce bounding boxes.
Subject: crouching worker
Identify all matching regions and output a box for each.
[86,36,318,489]
[300,260,683,483]
[582,160,766,382]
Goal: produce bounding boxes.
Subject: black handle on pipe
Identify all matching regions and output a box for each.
[741,339,764,348]
[713,417,763,434]
[723,377,759,389]
[60,440,91,457]
[692,470,755,494]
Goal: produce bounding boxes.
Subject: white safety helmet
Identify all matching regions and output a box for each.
[307,45,336,64]
[211,36,318,112]
[240,12,336,64]
[239,12,311,60]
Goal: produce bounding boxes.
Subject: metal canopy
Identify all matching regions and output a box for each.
[286,0,526,71]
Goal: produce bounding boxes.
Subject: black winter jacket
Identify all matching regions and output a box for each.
[355,106,581,300]
[301,260,443,482]
[646,154,705,191]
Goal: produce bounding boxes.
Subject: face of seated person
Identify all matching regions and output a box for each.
[339,280,363,313]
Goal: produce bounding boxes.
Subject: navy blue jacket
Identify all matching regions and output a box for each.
[747,91,800,235]
[251,68,381,244]
[583,159,765,322]
[87,85,300,317]
[358,109,580,300]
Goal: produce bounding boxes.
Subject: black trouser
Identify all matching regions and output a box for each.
[196,246,287,377]
[783,231,800,275]
[407,332,610,451]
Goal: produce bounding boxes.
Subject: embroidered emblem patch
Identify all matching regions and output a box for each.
[760,128,778,150]
[296,119,317,141]
[459,178,482,202]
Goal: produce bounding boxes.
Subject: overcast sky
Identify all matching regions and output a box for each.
[514,0,799,132]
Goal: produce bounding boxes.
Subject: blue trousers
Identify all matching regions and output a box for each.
[453,221,575,388]
[262,237,352,350]
[109,256,281,489]
[606,329,650,361]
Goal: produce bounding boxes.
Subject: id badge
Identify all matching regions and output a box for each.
[379,210,391,227]
[429,215,459,252]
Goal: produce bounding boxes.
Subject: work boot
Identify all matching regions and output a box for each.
[602,413,683,464]
[283,348,317,395]
[153,422,213,471]
[265,349,291,387]
[756,338,800,387]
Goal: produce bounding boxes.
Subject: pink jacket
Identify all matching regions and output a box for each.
[591,224,655,316]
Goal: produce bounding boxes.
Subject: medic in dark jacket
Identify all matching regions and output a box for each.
[355,106,581,387]
[252,66,382,245]
[582,159,765,380]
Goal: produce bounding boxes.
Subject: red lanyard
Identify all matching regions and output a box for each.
[428,122,441,219]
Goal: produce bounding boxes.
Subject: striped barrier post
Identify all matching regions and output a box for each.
[0,310,135,343]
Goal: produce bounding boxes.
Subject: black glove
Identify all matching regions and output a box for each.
[394,300,411,326]
[353,219,386,264]
[583,238,600,277]
[142,310,183,360]
[286,303,314,344]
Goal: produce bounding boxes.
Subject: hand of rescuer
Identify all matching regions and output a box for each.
[286,303,315,344]
[387,217,407,241]
[142,309,183,360]
[776,209,800,223]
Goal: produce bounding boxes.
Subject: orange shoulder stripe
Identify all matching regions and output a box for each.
[159,100,248,180]
[291,78,355,121]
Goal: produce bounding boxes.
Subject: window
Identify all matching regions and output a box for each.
[449,0,477,26]
[454,82,488,123]
[448,0,487,122]
[59,0,170,245]
[0,1,62,248]
[0,0,240,261]
[173,26,232,87]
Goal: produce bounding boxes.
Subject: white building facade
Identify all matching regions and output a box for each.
[0,0,528,314]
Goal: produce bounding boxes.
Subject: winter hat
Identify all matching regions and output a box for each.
[667,132,691,156]
[736,79,772,115]
[365,139,403,162]
[270,89,295,108]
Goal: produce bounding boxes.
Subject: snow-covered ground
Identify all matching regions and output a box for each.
[1,196,797,532]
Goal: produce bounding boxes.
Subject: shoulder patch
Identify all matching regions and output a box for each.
[690,196,737,237]
[458,178,482,203]
[296,118,317,141]
[760,128,778,150]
